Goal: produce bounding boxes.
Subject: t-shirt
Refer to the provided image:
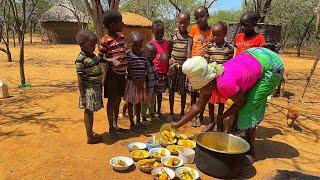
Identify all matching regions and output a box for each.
[189,25,212,56]
[204,42,234,64]
[170,32,191,65]
[234,33,266,55]
[99,33,128,75]
[150,39,170,73]
[75,52,103,86]
[127,51,148,80]
[211,53,262,102]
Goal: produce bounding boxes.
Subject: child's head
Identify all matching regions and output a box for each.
[194,6,209,29]
[76,29,98,55]
[129,31,144,53]
[145,42,157,60]
[177,11,190,33]
[152,20,165,41]
[212,21,228,44]
[102,10,124,33]
[240,11,259,35]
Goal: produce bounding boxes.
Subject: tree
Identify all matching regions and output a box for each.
[0,0,13,62]
[243,0,273,23]
[59,0,88,29]
[83,0,120,38]
[8,0,40,85]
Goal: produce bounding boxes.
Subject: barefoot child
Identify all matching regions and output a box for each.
[150,20,170,119]
[203,21,234,132]
[124,31,148,132]
[234,11,266,55]
[188,6,212,127]
[99,10,128,138]
[75,29,103,144]
[141,42,158,123]
[167,11,192,122]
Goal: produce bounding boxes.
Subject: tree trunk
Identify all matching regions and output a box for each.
[13,30,16,47]
[5,26,12,62]
[30,21,33,43]
[19,33,26,85]
[296,14,316,57]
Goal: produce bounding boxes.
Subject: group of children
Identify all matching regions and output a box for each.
[76,7,266,144]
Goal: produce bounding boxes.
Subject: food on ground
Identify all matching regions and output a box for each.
[167,157,181,167]
[138,159,159,169]
[166,145,184,155]
[153,149,166,158]
[114,160,128,167]
[178,169,195,180]
[155,169,170,180]
[178,140,196,149]
[129,145,140,151]
[131,150,149,160]
[161,130,175,142]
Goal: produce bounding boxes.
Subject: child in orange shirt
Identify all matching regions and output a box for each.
[188,6,212,127]
[234,11,266,55]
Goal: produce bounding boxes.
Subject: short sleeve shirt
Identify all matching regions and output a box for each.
[234,33,266,55]
[189,25,212,57]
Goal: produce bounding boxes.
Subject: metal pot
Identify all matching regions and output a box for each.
[195,132,250,179]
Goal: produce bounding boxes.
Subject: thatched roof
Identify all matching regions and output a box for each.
[41,0,89,23]
[122,12,152,27]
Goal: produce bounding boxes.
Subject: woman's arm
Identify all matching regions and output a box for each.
[172,86,212,129]
[221,90,246,119]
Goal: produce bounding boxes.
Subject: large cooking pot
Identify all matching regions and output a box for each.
[195,132,250,179]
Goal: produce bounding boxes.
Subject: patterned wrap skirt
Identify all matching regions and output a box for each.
[237,47,284,130]
[124,79,148,105]
[168,67,188,95]
[156,73,168,94]
[78,85,103,112]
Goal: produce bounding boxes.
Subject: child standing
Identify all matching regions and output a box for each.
[75,29,103,144]
[234,11,266,55]
[150,20,170,119]
[167,12,193,122]
[188,6,212,127]
[141,42,158,123]
[99,10,128,139]
[124,31,148,132]
[203,21,234,132]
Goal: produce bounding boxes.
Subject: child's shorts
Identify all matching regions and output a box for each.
[104,69,126,99]
[156,73,168,94]
[79,85,103,112]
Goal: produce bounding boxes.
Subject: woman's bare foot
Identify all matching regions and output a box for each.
[87,135,102,144]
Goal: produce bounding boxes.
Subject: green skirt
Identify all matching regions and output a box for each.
[237,48,284,130]
[79,85,103,112]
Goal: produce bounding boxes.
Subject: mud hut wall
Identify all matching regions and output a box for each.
[41,22,87,44]
[122,26,152,48]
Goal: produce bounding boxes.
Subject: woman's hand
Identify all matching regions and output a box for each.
[171,121,181,129]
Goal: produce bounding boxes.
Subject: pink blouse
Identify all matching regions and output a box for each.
[210,53,262,103]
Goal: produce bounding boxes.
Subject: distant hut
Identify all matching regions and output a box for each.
[121,12,152,46]
[40,1,89,44]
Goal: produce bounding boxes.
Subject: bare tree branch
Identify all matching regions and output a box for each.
[206,0,218,9]
[168,0,181,12]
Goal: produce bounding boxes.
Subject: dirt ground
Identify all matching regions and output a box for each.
[0,38,319,179]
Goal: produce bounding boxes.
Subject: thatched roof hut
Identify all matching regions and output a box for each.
[121,12,152,46]
[40,1,89,44]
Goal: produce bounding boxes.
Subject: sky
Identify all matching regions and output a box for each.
[211,0,243,10]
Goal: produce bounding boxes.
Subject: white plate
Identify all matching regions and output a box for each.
[127,142,147,151]
[161,155,184,168]
[175,167,200,180]
[109,156,133,171]
[151,167,176,180]
[149,148,171,161]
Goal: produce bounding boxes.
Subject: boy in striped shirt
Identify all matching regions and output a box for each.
[99,10,128,139]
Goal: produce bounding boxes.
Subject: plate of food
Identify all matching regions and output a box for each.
[160,124,175,142]
[175,133,189,140]
[137,158,160,173]
[127,142,147,152]
[109,156,133,171]
[130,150,150,161]
[151,167,175,180]
[175,167,200,180]
[149,147,171,161]
[166,145,184,155]
[161,156,183,169]
[160,138,177,147]
[177,140,196,149]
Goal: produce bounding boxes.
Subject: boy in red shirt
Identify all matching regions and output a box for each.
[234,11,266,55]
